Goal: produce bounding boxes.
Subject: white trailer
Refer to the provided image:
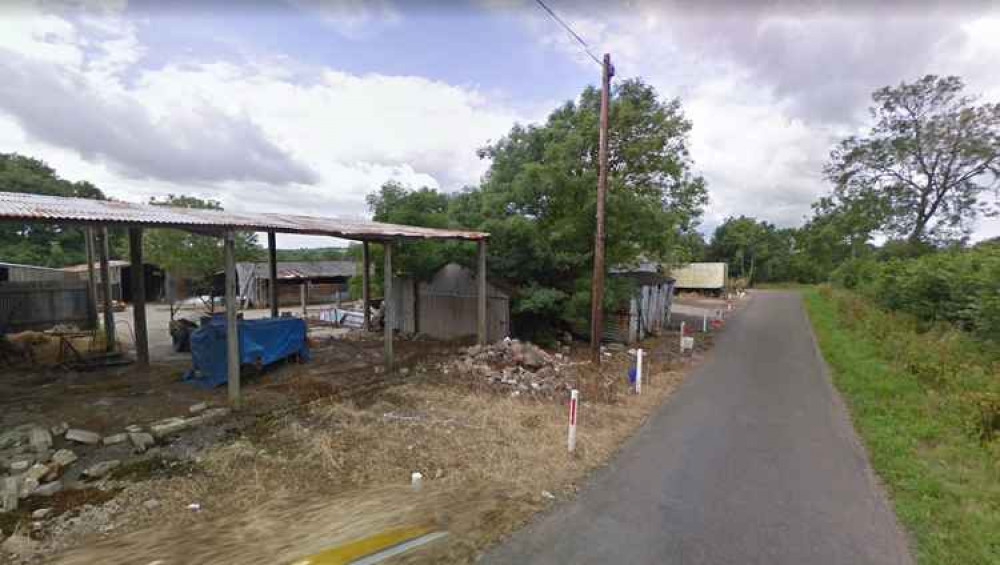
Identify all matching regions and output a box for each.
[670,262,728,293]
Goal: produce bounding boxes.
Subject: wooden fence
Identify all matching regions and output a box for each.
[0,281,95,333]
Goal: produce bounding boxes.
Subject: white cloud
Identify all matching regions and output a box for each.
[0,1,526,241]
[285,0,401,39]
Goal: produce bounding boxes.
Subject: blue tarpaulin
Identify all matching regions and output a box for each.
[184,316,310,388]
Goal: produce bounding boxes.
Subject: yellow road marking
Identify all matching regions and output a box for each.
[290,525,436,565]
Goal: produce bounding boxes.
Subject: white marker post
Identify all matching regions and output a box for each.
[635,349,643,395]
[702,313,708,332]
[567,389,579,453]
[679,321,686,354]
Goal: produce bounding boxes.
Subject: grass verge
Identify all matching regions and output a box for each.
[802,286,1000,565]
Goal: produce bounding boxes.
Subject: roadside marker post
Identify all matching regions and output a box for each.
[567,389,579,453]
[679,321,686,353]
[702,313,708,333]
[636,349,643,395]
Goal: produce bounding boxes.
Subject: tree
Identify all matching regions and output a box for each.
[0,153,112,267]
[707,216,793,285]
[825,75,1000,244]
[477,78,707,334]
[143,195,260,307]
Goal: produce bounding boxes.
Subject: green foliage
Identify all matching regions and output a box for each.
[366,79,706,336]
[804,287,1000,564]
[707,216,794,284]
[143,194,260,286]
[836,241,1000,340]
[824,75,1000,244]
[0,153,113,267]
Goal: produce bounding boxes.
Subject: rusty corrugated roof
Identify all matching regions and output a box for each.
[0,191,488,241]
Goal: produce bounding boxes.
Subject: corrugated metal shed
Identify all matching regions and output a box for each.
[0,191,488,241]
[238,261,356,280]
[0,262,70,282]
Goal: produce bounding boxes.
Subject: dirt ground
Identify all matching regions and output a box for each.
[1,296,744,564]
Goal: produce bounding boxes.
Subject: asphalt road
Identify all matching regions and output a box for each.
[484,291,913,565]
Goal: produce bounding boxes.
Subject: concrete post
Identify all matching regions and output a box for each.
[84,227,98,330]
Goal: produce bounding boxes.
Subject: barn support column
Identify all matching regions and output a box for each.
[362,241,371,331]
[477,239,487,345]
[84,227,98,330]
[224,230,241,408]
[128,228,149,367]
[383,240,393,373]
[97,227,115,352]
[268,231,278,318]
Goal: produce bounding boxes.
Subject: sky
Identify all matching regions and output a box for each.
[0,0,998,248]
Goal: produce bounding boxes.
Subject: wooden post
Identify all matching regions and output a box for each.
[224,231,241,408]
[589,53,613,364]
[362,241,371,331]
[128,228,149,367]
[383,240,393,373]
[477,239,487,345]
[84,227,98,330]
[268,231,278,318]
[97,227,115,352]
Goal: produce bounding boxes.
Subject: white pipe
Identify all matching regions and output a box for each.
[567,389,579,453]
[636,349,643,395]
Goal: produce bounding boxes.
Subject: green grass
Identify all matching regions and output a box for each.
[802,287,1000,564]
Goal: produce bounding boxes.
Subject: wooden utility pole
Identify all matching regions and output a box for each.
[267,231,278,318]
[84,227,98,330]
[98,227,115,352]
[590,53,613,364]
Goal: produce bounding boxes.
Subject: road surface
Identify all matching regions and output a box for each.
[485,291,912,565]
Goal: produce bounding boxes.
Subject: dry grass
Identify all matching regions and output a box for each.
[45,335,700,565]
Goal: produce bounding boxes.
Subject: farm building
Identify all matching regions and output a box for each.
[235,260,357,308]
[391,263,510,342]
[62,260,165,303]
[603,262,675,344]
[0,261,70,283]
[0,262,91,332]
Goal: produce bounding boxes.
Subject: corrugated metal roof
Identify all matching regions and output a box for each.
[0,191,488,241]
[238,260,356,280]
[61,260,130,273]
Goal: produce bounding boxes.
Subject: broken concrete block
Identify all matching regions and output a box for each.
[125,424,143,434]
[19,477,38,498]
[189,402,208,414]
[10,459,31,473]
[82,460,120,480]
[65,429,101,445]
[150,417,188,439]
[23,463,49,483]
[103,433,128,446]
[33,480,62,497]
[50,422,69,437]
[129,432,155,453]
[50,448,78,468]
[1,476,18,511]
[29,427,52,453]
[31,508,51,520]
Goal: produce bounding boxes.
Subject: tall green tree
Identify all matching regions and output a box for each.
[708,216,793,284]
[0,153,110,267]
[476,78,707,332]
[825,75,1000,244]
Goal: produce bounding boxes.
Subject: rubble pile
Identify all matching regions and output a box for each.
[0,404,229,517]
[441,339,581,397]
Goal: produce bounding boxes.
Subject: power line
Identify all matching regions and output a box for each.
[533,0,603,67]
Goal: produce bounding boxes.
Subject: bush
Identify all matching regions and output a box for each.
[839,242,1000,341]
